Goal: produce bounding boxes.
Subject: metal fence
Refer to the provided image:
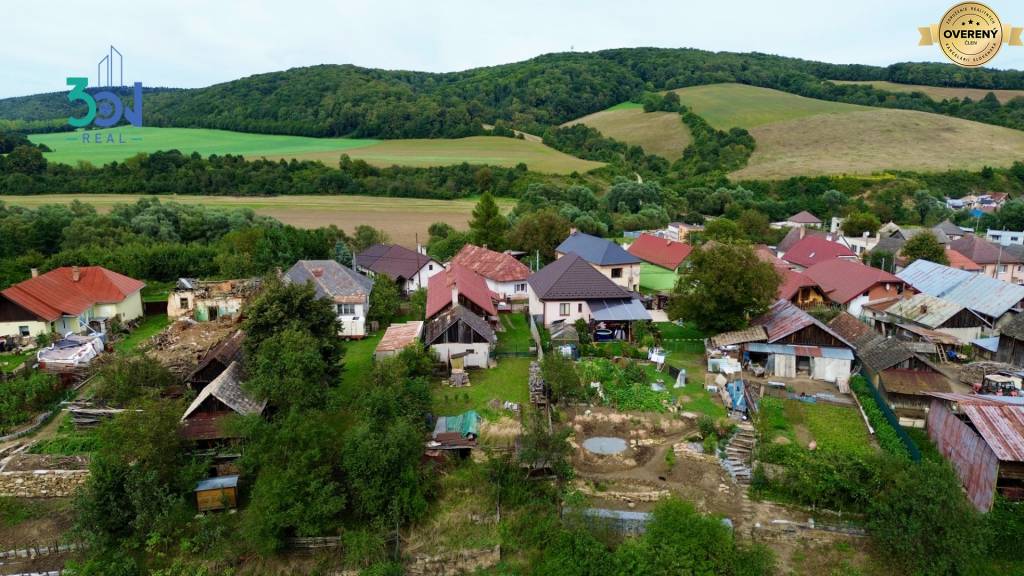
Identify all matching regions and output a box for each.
[858,370,922,461]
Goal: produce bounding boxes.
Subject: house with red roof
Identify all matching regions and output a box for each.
[945,247,982,272]
[781,235,858,271]
[450,244,531,302]
[778,269,828,309]
[803,259,906,316]
[426,264,498,322]
[0,266,145,340]
[626,234,692,292]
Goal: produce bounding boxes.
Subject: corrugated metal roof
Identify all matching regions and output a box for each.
[746,342,854,360]
[972,336,1000,353]
[589,298,652,321]
[880,368,952,396]
[962,404,1024,462]
[752,299,853,348]
[897,259,974,295]
[710,326,767,348]
[941,275,1024,319]
[195,475,238,492]
[885,293,967,329]
[376,321,424,353]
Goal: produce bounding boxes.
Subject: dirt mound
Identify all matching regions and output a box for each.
[147,317,240,375]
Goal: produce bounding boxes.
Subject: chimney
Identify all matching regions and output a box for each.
[799,227,806,240]
[312,267,324,278]
[451,280,459,308]
[30,268,38,278]
[416,243,426,255]
[71,266,80,282]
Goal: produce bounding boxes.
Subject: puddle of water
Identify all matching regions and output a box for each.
[583,436,628,455]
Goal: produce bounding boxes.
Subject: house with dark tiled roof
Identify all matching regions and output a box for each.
[424,305,496,369]
[950,235,1024,284]
[626,233,692,293]
[803,259,906,316]
[450,244,531,301]
[528,253,650,334]
[354,243,443,294]
[556,232,642,292]
[0,266,145,340]
[284,260,374,338]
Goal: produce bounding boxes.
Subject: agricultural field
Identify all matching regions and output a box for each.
[659,84,1024,180]
[564,106,692,160]
[0,193,513,247]
[832,80,1024,104]
[28,127,602,174]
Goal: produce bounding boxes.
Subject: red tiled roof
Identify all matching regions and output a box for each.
[426,264,497,319]
[803,259,903,305]
[781,236,856,268]
[627,234,692,270]
[945,248,982,272]
[451,244,530,282]
[1,267,145,322]
[788,210,822,224]
[778,269,819,300]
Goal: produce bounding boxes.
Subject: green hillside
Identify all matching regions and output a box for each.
[29,127,602,174]
[669,83,866,129]
[563,107,692,160]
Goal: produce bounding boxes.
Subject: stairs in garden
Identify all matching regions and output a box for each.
[721,423,756,485]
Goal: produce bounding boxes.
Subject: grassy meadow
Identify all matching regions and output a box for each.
[29,127,602,175]
[832,80,1024,104]
[565,107,692,160]
[0,193,514,247]
[669,83,865,129]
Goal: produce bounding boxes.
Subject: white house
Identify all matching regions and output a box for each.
[555,232,642,292]
[353,243,443,294]
[284,260,374,338]
[450,244,531,302]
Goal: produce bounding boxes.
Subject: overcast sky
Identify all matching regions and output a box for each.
[5,0,1024,98]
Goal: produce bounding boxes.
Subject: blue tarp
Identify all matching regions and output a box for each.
[727,380,747,412]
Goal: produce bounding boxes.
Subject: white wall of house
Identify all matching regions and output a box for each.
[431,343,491,368]
[337,302,368,338]
[938,326,987,343]
[487,278,529,301]
[528,288,591,327]
[594,263,640,292]
[107,292,144,323]
[0,320,50,339]
[403,261,444,293]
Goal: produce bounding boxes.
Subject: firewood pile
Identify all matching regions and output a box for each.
[529,361,547,405]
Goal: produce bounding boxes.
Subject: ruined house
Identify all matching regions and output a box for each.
[167,278,260,321]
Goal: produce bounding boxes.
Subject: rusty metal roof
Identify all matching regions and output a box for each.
[752,299,852,347]
[961,403,1024,462]
[880,368,952,396]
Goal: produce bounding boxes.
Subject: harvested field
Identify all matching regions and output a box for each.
[732,108,1024,180]
[832,80,1024,103]
[0,194,513,247]
[564,107,692,160]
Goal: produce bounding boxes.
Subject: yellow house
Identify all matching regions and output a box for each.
[0,266,145,341]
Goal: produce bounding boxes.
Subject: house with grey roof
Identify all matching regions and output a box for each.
[424,305,497,369]
[284,260,374,338]
[897,259,1024,326]
[556,232,642,292]
[528,253,650,338]
[353,243,443,294]
[180,361,266,448]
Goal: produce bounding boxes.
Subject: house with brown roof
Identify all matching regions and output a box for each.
[424,305,496,369]
[354,244,443,294]
[450,244,531,302]
[426,264,498,322]
[950,235,1024,284]
[284,260,374,338]
[803,259,906,316]
[0,266,144,340]
[743,300,855,383]
[180,361,266,449]
[528,253,650,336]
[780,235,858,271]
[925,392,1024,511]
[776,210,822,228]
[375,321,424,360]
[627,233,692,293]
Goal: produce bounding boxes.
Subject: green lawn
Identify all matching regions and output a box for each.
[607,101,643,110]
[0,350,33,373]
[765,398,874,456]
[340,331,384,390]
[432,357,531,420]
[116,314,170,353]
[495,314,532,354]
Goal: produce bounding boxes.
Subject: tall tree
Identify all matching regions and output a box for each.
[842,212,881,237]
[469,192,509,250]
[667,243,781,333]
[902,232,948,266]
[368,275,401,327]
[509,209,571,263]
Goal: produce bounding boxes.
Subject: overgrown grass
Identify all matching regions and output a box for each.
[116,314,170,353]
[29,414,100,455]
[340,331,384,391]
[495,314,532,354]
[432,357,531,419]
[797,401,874,457]
[0,350,33,373]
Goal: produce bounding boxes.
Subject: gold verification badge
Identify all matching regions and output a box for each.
[919,2,1022,67]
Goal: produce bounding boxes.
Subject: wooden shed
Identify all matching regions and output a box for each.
[195,475,239,512]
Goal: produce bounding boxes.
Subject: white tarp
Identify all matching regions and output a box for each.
[811,357,851,383]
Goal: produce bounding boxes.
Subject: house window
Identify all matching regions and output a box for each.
[428,264,434,271]
[515,283,527,292]
[611,268,623,278]
[179,297,189,310]
[338,303,356,315]
[18,326,30,337]
[559,303,570,316]
[578,303,583,313]
[1000,264,1008,273]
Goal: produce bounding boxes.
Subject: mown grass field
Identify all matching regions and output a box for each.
[832,80,1024,104]
[669,83,865,129]
[564,107,692,160]
[0,193,513,247]
[29,127,602,175]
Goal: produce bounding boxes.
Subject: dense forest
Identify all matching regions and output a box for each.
[5,48,1024,138]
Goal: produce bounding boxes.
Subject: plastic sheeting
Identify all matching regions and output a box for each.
[811,357,852,383]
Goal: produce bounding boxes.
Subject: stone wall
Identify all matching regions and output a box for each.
[406,546,501,576]
[0,469,89,497]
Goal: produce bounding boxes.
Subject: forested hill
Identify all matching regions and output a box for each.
[4,47,1024,138]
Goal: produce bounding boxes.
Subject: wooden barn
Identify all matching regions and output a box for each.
[996,314,1024,368]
